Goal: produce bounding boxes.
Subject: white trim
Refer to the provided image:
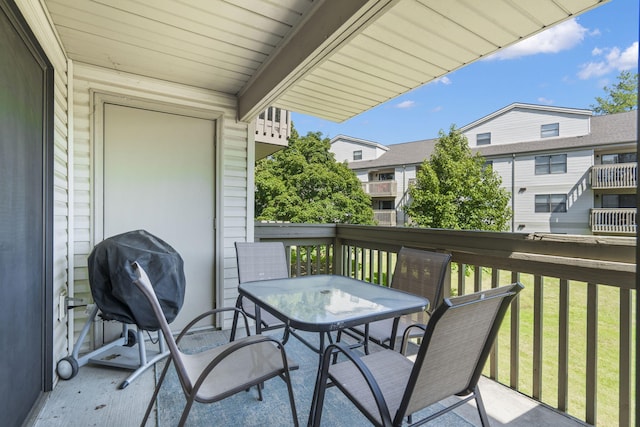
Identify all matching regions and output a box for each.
[247,119,256,243]
[66,58,74,353]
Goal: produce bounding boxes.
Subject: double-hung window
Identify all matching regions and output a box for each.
[353,150,362,161]
[476,132,491,145]
[541,123,559,138]
[535,154,567,174]
[535,194,567,213]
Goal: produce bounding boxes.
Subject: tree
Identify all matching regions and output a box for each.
[255,126,375,224]
[591,70,638,115]
[405,126,511,231]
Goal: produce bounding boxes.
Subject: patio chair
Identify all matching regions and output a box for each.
[132,262,298,427]
[311,282,524,427]
[338,247,452,352]
[230,241,289,340]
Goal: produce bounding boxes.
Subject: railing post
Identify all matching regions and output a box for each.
[586,283,598,425]
[619,288,632,427]
[510,271,520,390]
[533,275,543,400]
[558,279,569,412]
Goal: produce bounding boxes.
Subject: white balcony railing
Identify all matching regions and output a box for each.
[590,208,637,234]
[362,180,397,197]
[373,210,396,226]
[591,163,637,189]
[255,107,290,159]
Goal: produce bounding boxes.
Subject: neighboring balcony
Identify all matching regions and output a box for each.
[255,107,290,160]
[362,180,397,197]
[590,208,637,235]
[373,209,396,226]
[591,163,637,189]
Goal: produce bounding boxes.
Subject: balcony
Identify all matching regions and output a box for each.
[373,209,396,226]
[591,208,637,235]
[255,107,291,160]
[362,180,397,197]
[33,224,635,426]
[591,163,637,189]
[254,222,636,427]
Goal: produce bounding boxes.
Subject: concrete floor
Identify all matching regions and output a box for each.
[29,331,588,427]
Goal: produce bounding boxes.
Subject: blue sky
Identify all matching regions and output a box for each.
[291,0,639,145]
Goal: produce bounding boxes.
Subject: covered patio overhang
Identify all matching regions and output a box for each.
[43,0,609,123]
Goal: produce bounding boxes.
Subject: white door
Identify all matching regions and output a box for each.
[103,103,215,331]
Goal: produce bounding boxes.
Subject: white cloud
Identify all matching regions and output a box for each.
[395,100,416,109]
[428,76,452,85]
[430,106,443,113]
[537,97,554,105]
[578,41,639,79]
[487,18,588,60]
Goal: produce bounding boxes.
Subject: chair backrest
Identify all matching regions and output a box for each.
[235,241,289,283]
[391,247,452,314]
[396,282,523,422]
[131,262,193,392]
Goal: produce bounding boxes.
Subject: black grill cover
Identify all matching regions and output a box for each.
[88,230,186,330]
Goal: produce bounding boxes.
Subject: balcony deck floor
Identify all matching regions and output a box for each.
[30,330,587,427]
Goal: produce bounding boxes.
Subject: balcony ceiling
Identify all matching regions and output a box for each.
[44,0,608,122]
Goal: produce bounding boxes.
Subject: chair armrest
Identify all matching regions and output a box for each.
[319,342,393,426]
[175,307,250,344]
[400,323,426,355]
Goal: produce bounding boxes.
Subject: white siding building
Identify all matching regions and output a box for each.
[331,103,637,235]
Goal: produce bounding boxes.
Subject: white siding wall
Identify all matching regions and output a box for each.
[331,138,386,163]
[71,64,249,337]
[355,170,368,182]
[489,157,514,231]
[465,108,591,147]
[16,0,70,387]
[394,165,416,226]
[510,149,593,234]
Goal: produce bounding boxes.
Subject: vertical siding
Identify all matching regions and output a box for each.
[71,63,249,336]
[15,0,70,386]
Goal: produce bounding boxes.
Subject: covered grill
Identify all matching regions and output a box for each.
[56,230,185,388]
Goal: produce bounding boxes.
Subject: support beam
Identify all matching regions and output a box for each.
[238,0,397,122]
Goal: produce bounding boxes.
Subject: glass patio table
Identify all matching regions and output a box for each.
[239,274,429,425]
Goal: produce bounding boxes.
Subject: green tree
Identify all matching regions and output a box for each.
[255,126,374,224]
[591,70,638,115]
[405,126,511,231]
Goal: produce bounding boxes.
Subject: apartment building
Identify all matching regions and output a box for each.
[331,103,637,235]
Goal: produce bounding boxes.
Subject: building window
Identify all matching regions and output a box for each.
[379,200,394,210]
[602,194,637,208]
[535,194,567,213]
[378,172,394,180]
[353,150,362,161]
[602,152,637,164]
[535,154,567,174]
[477,132,491,145]
[541,123,559,138]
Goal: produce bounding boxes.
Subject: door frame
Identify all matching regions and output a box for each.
[91,92,224,332]
[0,0,54,401]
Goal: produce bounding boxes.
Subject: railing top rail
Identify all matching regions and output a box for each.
[255,222,636,289]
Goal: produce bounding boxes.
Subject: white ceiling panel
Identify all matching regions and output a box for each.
[43,0,608,122]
